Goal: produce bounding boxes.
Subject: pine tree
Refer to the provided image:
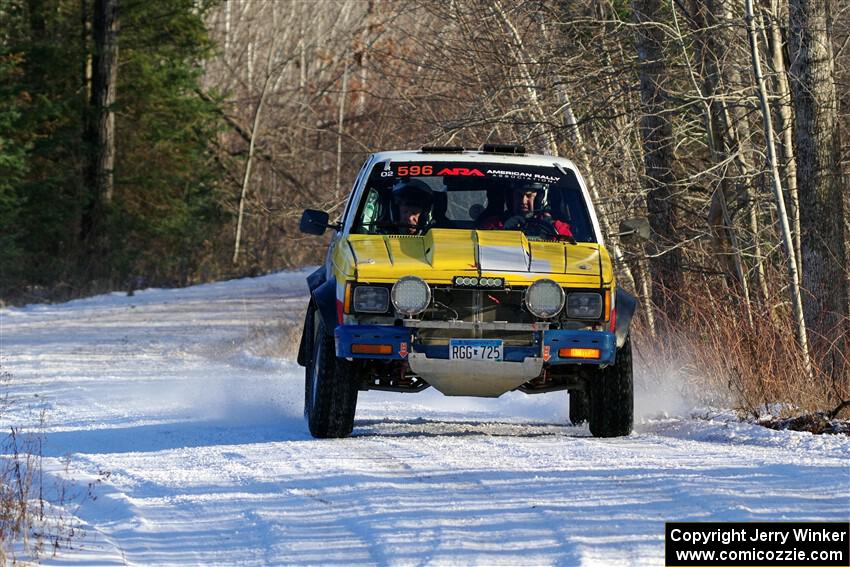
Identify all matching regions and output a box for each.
[0,52,29,295]
[0,0,228,299]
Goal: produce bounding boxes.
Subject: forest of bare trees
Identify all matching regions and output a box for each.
[199,0,848,413]
[2,0,848,415]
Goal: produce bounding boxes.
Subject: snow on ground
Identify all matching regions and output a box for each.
[1,271,848,566]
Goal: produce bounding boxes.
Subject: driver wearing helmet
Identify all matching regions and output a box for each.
[481,182,572,237]
[393,179,434,235]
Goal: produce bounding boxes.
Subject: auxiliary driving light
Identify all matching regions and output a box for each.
[524,279,565,318]
[391,276,431,316]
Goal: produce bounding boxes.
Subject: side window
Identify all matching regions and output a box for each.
[548,185,596,243]
[359,188,382,234]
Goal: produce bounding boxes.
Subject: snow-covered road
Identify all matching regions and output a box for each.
[1,271,848,565]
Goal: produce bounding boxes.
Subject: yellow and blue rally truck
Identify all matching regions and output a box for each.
[298,145,637,438]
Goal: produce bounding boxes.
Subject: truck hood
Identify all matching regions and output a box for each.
[345,229,607,285]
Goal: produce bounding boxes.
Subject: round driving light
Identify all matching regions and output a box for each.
[524,279,565,318]
[392,276,431,316]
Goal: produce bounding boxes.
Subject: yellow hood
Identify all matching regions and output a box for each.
[345,229,611,287]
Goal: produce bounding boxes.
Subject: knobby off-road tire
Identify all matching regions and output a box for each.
[304,315,358,438]
[588,337,634,438]
[569,390,589,425]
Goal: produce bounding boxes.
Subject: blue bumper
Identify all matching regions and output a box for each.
[335,325,412,359]
[543,330,616,365]
[336,325,616,365]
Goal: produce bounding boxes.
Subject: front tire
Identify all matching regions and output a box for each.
[588,337,634,438]
[304,315,358,438]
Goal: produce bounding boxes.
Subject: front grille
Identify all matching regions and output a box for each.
[426,288,532,323]
[417,287,535,345]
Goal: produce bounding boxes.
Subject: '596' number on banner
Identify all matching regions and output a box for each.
[396,165,433,176]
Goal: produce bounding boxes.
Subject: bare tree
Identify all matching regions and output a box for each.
[788,0,849,378]
[632,0,684,324]
[189,0,850,409]
[762,0,802,272]
[683,0,755,318]
[745,0,811,373]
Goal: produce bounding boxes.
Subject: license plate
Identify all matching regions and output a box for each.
[449,339,503,361]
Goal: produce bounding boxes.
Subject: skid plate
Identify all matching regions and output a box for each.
[407,353,544,397]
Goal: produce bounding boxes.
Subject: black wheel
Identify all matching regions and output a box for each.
[569,390,589,425]
[304,314,358,438]
[588,337,633,437]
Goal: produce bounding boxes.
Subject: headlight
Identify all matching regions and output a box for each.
[566,292,603,319]
[392,276,431,316]
[353,286,389,313]
[524,279,565,318]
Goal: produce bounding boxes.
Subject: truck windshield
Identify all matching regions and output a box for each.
[351,161,597,243]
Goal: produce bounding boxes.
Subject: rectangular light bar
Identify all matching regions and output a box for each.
[480,143,525,155]
[453,276,504,288]
[558,347,601,360]
[352,344,392,355]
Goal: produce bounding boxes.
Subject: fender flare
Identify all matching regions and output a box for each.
[297,268,337,367]
[614,288,637,349]
[306,266,325,292]
[312,277,339,336]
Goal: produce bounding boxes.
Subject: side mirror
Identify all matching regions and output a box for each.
[300,209,332,235]
[618,217,650,242]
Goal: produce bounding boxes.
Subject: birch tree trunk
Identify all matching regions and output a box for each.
[335,59,349,201]
[762,0,802,273]
[491,0,558,156]
[745,0,812,374]
[536,15,639,296]
[788,0,849,379]
[233,19,278,265]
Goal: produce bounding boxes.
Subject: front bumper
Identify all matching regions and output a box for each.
[335,324,616,365]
